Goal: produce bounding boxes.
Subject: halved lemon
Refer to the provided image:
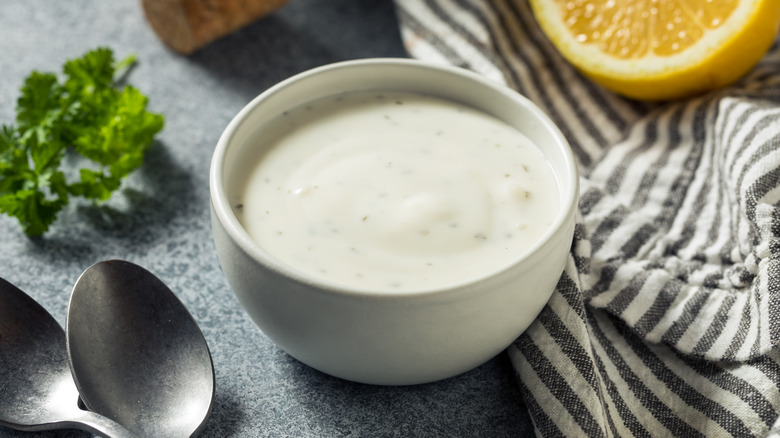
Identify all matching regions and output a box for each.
[528,0,780,100]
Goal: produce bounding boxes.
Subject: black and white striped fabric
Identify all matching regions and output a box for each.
[393,1,780,436]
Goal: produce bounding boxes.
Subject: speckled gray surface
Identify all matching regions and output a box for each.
[0,1,534,437]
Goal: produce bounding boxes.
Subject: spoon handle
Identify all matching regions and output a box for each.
[67,410,139,438]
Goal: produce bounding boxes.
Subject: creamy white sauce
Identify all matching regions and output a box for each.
[233,91,559,292]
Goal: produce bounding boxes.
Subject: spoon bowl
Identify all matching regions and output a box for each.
[66,259,215,438]
[0,277,136,437]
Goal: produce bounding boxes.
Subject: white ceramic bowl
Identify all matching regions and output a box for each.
[210,58,578,385]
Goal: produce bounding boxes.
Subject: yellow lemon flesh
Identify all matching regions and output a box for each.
[529,0,780,100]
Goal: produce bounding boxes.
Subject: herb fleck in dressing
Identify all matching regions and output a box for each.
[234,91,559,291]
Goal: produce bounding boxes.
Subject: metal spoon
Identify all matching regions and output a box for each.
[0,276,137,437]
[66,260,215,437]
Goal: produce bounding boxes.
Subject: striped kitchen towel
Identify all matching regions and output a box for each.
[393,1,780,436]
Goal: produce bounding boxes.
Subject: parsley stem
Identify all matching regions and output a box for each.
[113,55,138,86]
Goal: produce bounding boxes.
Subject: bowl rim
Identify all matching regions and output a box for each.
[209,57,579,298]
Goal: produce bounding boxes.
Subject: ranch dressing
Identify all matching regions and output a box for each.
[233,91,559,292]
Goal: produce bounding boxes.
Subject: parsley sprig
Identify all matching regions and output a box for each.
[0,47,164,236]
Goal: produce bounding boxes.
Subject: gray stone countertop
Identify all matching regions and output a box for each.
[0,1,533,436]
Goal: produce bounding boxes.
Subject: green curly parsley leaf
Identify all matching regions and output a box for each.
[0,47,164,236]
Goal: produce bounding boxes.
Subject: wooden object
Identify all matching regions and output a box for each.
[141,0,288,54]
